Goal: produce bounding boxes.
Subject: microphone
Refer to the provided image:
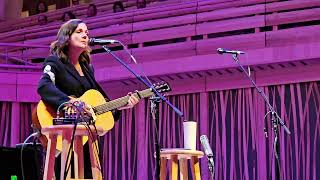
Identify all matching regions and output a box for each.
[200,135,215,166]
[217,48,245,55]
[200,135,213,157]
[88,38,118,46]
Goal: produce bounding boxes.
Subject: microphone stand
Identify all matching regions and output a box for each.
[101,46,184,180]
[230,54,291,180]
[207,157,215,180]
[150,96,161,179]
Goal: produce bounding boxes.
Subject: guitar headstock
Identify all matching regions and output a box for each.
[153,82,171,93]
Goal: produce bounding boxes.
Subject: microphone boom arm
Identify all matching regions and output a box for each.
[101,45,183,117]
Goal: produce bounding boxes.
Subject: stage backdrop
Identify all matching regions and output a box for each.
[102,81,320,180]
[0,81,319,180]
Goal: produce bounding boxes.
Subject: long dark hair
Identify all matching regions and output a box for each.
[87,4,97,17]
[36,1,48,14]
[50,19,91,64]
[62,11,76,22]
[113,1,125,12]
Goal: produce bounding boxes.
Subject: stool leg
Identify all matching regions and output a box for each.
[179,158,188,180]
[191,156,201,180]
[88,136,102,180]
[171,155,178,180]
[74,136,84,179]
[43,134,57,180]
[60,133,72,180]
[160,157,167,180]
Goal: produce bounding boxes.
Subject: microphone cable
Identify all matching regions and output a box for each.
[64,107,104,179]
[116,40,155,87]
[83,120,103,177]
[20,131,40,180]
[63,101,84,180]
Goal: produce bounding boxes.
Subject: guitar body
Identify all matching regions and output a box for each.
[33,89,115,151]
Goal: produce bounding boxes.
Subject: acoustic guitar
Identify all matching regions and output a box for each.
[32,82,171,151]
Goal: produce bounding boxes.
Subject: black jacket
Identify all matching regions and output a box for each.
[37,55,120,119]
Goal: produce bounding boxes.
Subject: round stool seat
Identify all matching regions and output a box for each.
[157,148,204,180]
[42,124,104,136]
[160,148,204,159]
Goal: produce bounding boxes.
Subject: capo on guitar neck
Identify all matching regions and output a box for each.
[135,90,142,99]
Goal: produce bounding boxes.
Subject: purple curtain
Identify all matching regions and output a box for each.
[19,103,35,142]
[207,82,320,180]
[0,102,35,147]
[102,81,320,180]
[1,81,319,180]
[102,93,201,180]
[103,108,138,180]
[144,93,201,179]
[0,102,12,146]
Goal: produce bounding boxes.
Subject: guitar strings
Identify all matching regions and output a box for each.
[93,88,155,115]
[94,95,132,115]
[94,91,148,115]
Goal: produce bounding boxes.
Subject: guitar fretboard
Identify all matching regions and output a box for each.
[93,88,154,115]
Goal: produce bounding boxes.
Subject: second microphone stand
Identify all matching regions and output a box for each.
[208,156,215,180]
[150,96,161,179]
[231,54,291,180]
[101,45,184,180]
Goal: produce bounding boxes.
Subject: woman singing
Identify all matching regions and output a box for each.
[37,19,139,179]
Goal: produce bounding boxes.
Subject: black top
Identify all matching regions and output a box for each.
[37,55,120,120]
[79,75,92,91]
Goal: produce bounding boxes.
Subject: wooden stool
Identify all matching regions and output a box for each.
[42,125,104,180]
[159,148,204,180]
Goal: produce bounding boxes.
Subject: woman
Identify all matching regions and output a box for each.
[87,4,97,17]
[72,0,80,5]
[113,1,125,13]
[36,1,48,14]
[37,19,139,178]
[37,14,48,25]
[137,0,146,9]
[62,11,76,22]
[38,19,138,112]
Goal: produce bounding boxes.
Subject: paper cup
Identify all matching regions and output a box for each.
[183,121,197,150]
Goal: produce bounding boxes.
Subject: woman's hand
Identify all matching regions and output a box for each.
[67,97,92,116]
[118,92,140,110]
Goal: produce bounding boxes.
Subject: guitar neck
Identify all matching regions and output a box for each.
[94,88,154,115]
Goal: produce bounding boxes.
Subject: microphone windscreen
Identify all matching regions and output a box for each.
[217,48,224,54]
[88,38,95,46]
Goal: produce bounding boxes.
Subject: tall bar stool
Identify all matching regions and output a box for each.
[42,124,103,180]
[159,148,204,180]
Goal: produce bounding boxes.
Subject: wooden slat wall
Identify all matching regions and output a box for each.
[0,0,319,67]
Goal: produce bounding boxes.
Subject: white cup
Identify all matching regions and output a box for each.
[183,121,197,150]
